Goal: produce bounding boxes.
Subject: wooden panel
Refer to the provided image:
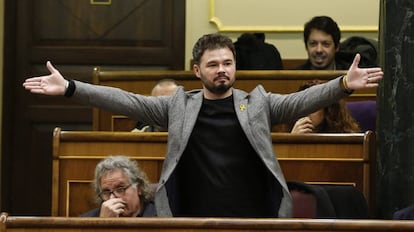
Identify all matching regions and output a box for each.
[112,115,137,131]
[2,0,185,216]
[52,128,376,217]
[3,213,414,232]
[282,59,306,70]
[92,69,377,131]
[67,181,97,217]
[30,0,185,68]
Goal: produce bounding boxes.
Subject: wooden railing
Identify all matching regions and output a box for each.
[2,212,414,232]
[52,128,376,217]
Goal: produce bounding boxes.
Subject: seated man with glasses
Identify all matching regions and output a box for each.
[81,156,157,217]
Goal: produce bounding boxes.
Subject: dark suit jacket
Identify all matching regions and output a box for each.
[80,201,156,217]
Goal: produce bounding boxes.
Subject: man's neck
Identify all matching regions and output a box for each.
[203,88,233,100]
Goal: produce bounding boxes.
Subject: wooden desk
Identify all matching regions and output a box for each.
[3,213,414,232]
[92,69,376,131]
[52,127,375,217]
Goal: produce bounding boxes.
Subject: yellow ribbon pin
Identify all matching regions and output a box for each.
[239,104,246,111]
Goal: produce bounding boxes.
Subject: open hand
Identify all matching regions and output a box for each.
[345,54,383,90]
[22,61,68,96]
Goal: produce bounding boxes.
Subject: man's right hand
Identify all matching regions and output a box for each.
[22,61,68,96]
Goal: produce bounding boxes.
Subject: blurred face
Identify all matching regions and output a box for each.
[306,29,338,70]
[193,48,236,100]
[100,170,141,217]
[308,109,325,128]
[151,84,178,96]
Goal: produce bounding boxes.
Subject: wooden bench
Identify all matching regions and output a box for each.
[52,127,376,217]
[92,69,376,131]
[282,58,307,70]
[3,212,414,232]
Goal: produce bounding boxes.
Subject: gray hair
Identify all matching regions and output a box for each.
[93,156,154,203]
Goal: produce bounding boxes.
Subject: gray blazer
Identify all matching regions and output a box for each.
[72,76,349,218]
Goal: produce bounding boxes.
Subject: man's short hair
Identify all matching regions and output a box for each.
[303,16,341,49]
[192,33,236,65]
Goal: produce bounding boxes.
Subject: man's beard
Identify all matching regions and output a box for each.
[202,73,234,94]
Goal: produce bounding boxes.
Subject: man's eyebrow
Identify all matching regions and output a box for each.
[101,181,128,189]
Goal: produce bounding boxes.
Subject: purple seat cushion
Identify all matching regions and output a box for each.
[345,101,376,131]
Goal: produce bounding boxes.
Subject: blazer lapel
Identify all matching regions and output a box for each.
[180,91,203,149]
[233,89,254,141]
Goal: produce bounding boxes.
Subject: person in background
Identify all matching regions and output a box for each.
[290,80,360,133]
[81,156,156,217]
[23,33,383,218]
[234,33,283,70]
[296,16,348,70]
[133,79,179,132]
[150,79,180,97]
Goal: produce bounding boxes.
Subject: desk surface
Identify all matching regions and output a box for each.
[2,213,414,232]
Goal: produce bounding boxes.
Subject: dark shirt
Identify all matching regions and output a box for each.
[80,201,156,217]
[174,95,281,217]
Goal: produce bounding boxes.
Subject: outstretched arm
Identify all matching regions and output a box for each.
[343,54,383,91]
[22,61,68,96]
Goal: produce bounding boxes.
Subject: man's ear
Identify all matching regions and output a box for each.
[193,64,201,79]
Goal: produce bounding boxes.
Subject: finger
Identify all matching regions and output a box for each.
[23,77,42,83]
[303,118,313,124]
[304,124,315,131]
[23,80,40,87]
[24,84,43,90]
[369,75,382,82]
[303,129,313,133]
[299,128,313,133]
[298,117,311,124]
[113,202,126,209]
[366,67,382,74]
[349,53,361,70]
[299,123,313,130]
[46,61,58,74]
[116,208,125,216]
[366,70,383,85]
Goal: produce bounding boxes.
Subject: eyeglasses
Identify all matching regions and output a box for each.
[98,184,132,201]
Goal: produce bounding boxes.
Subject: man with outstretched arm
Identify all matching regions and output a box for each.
[23,33,383,218]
